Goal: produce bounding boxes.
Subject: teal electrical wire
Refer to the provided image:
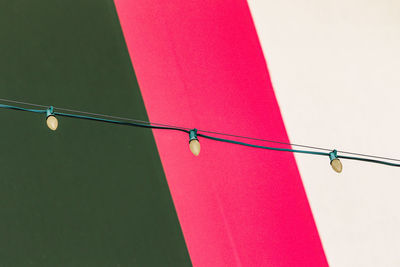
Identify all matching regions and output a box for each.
[54,111,189,134]
[337,155,400,167]
[0,104,47,114]
[198,133,400,167]
[1,97,400,163]
[0,102,399,168]
[198,133,329,156]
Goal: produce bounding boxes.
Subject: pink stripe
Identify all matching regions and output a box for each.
[114,0,328,266]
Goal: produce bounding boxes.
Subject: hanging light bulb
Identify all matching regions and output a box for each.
[329,149,342,173]
[46,106,58,131]
[189,129,200,156]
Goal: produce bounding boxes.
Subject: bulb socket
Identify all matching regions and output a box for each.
[189,129,198,143]
[329,149,338,162]
[46,106,54,118]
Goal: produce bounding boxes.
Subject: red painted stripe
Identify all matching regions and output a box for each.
[114,1,328,266]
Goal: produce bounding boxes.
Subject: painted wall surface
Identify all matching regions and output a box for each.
[0,1,191,266]
[114,0,327,266]
[247,0,400,266]
[4,0,397,266]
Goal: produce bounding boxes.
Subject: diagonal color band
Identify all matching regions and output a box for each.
[114,0,329,266]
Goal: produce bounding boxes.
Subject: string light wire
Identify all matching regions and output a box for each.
[1,98,399,162]
[0,98,399,168]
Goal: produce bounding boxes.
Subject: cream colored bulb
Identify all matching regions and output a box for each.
[189,139,201,156]
[330,158,342,173]
[46,115,58,131]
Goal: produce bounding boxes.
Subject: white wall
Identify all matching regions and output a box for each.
[247,0,400,266]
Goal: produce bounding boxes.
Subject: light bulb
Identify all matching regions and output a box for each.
[46,115,58,131]
[330,158,342,173]
[329,149,342,173]
[188,129,200,156]
[189,139,201,156]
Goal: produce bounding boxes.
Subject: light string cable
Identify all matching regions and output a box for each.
[0,98,399,171]
[1,98,399,163]
[0,103,189,134]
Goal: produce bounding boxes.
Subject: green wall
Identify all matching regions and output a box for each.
[0,0,191,266]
